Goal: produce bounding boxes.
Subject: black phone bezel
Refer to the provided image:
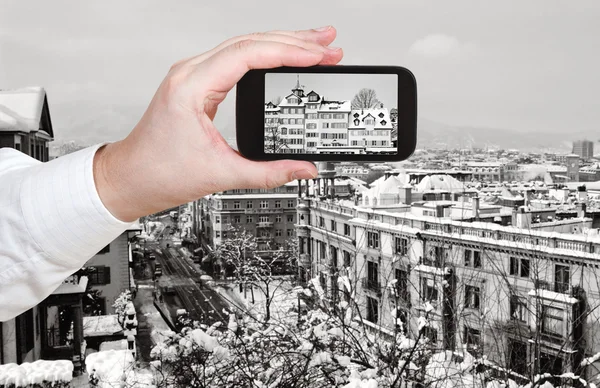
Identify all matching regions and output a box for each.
[236,65,417,162]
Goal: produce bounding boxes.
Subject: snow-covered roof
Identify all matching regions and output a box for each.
[415,175,466,193]
[0,360,74,386]
[366,174,410,197]
[99,339,129,351]
[0,87,51,134]
[83,315,124,337]
[318,100,351,112]
[348,108,393,129]
[52,276,88,295]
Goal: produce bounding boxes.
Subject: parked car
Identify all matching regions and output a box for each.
[154,263,163,277]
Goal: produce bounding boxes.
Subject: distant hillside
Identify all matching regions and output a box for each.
[414,118,598,153]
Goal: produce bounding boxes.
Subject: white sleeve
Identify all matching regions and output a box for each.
[0,144,134,322]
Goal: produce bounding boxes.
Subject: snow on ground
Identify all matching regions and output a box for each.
[216,278,302,322]
[99,339,129,351]
[83,315,123,337]
[0,360,73,387]
[85,350,156,388]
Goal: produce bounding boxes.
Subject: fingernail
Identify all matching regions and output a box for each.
[315,26,331,32]
[325,46,341,52]
[291,169,317,180]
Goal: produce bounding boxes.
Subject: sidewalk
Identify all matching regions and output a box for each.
[133,282,172,365]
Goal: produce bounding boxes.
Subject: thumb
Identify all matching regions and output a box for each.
[228,158,318,190]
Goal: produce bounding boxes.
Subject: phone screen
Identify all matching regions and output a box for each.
[264,73,398,155]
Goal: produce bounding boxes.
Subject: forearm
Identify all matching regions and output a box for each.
[0,146,133,321]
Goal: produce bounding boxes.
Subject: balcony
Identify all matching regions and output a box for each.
[388,287,410,305]
[245,208,282,214]
[361,278,381,295]
[256,221,274,228]
[533,279,573,296]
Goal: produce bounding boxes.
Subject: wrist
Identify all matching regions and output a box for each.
[93,140,145,222]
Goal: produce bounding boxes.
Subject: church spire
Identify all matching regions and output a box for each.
[292,74,304,97]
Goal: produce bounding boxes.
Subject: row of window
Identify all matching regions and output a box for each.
[215,214,294,223]
[321,133,347,139]
[317,216,352,236]
[349,130,390,136]
[215,229,294,238]
[221,199,295,209]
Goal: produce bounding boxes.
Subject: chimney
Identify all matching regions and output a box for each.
[577,185,588,203]
[515,206,532,229]
[472,196,480,221]
[577,203,587,218]
[399,185,412,205]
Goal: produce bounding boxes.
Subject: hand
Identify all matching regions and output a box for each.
[94,26,343,222]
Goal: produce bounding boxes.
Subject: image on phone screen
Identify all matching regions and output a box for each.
[264,73,399,156]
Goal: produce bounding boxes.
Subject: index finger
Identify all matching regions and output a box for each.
[195,40,343,93]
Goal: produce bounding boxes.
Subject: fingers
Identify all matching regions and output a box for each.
[195,40,343,93]
[226,156,318,190]
[187,27,338,67]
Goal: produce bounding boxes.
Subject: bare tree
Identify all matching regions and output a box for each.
[264,127,291,154]
[351,88,382,109]
[271,95,283,105]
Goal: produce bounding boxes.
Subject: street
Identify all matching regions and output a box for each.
[144,216,232,327]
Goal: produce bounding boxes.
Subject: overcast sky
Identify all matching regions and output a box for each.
[266,73,397,109]
[1,0,599,145]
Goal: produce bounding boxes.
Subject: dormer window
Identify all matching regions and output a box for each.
[365,118,375,126]
[354,119,360,126]
[354,113,360,118]
[381,120,387,126]
[379,112,385,118]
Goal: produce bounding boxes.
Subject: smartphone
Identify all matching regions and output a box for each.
[236,65,417,162]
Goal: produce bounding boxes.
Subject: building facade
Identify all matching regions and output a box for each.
[0,87,54,162]
[201,183,300,256]
[572,140,594,161]
[295,175,600,381]
[264,78,395,154]
[83,226,141,315]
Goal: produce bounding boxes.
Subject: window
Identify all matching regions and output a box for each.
[16,309,34,363]
[344,224,351,236]
[246,216,253,223]
[287,200,294,207]
[322,123,330,129]
[234,201,240,209]
[420,277,438,303]
[259,215,269,222]
[216,231,221,238]
[365,118,375,125]
[366,296,378,323]
[233,215,241,223]
[509,257,530,277]
[510,295,526,322]
[465,285,481,309]
[330,220,337,231]
[367,261,379,289]
[275,200,281,208]
[275,215,282,223]
[246,201,253,209]
[542,306,564,337]
[319,217,325,227]
[287,215,294,223]
[555,264,570,293]
[464,249,482,268]
[367,232,380,249]
[88,266,111,285]
[275,229,282,237]
[422,327,437,343]
[98,244,110,254]
[394,269,409,302]
[215,216,220,224]
[286,229,293,237]
[260,201,269,209]
[223,202,228,209]
[464,327,481,353]
[395,237,408,255]
[343,251,351,268]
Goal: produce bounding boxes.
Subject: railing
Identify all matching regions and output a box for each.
[533,279,572,295]
[256,222,274,228]
[361,278,381,294]
[245,209,284,214]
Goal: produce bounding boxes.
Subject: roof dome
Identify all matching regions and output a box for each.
[415,174,465,192]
